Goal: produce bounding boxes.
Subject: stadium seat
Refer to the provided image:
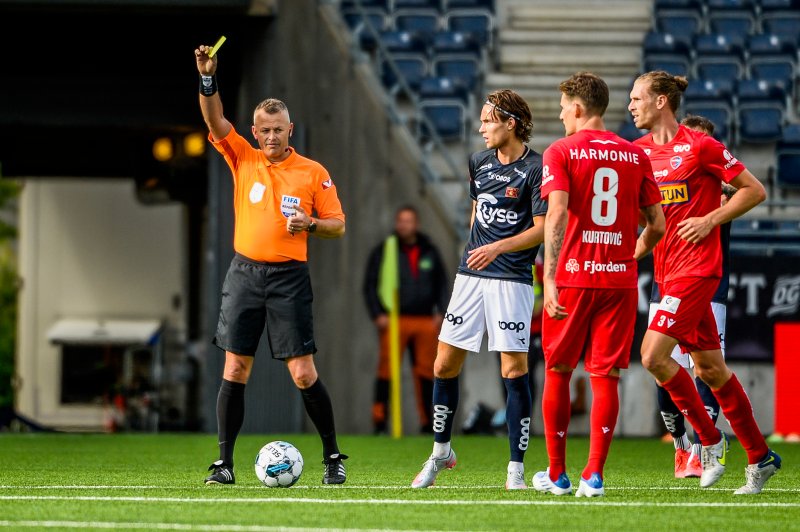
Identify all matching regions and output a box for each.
[393,9,441,42]
[418,76,471,103]
[706,0,757,12]
[432,55,481,92]
[340,0,391,9]
[747,57,796,93]
[746,33,798,58]
[656,10,705,43]
[643,31,692,58]
[775,148,800,187]
[430,30,482,57]
[779,123,800,146]
[707,11,757,37]
[378,30,429,54]
[737,102,785,143]
[445,9,493,47]
[341,7,389,51]
[693,34,746,62]
[761,12,800,39]
[644,55,691,77]
[419,99,467,141]
[759,0,800,11]
[694,56,744,84]
[684,78,735,105]
[683,101,733,144]
[394,0,442,10]
[736,78,788,104]
[380,53,429,94]
[445,0,495,12]
[654,0,703,10]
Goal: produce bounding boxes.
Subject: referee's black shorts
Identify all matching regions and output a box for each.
[213,254,316,359]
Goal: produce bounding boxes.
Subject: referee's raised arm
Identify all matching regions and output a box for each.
[195,44,232,141]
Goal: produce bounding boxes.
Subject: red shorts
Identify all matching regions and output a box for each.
[542,287,637,375]
[649,276,721,353]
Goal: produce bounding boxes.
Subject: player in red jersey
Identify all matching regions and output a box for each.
[630,71,781,495]
[533,72,665,497]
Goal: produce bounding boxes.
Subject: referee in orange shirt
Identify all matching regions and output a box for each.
[195,43,348,485]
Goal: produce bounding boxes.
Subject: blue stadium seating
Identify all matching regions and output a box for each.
[694,56,745,83]
[381,53,429,94]
[418,76,471,103]
[340,0,391,9]
[780,123,800,146]
[761,12,800,38]
[394,0,441,10]
[694,33,746,62]
[643,31,692,58]
[775,148,800,187]
[748,57,796,92]
[747,33,798,58]
[393,9,440,42]
[684,78,736,105]
[683,101,734,144]
[419,99,467,141]
[654,0,703,10]
[379,30,429,54]
[657,10,705,42]
[445,9,493,46]
[445,0,495,12]
[759,0,800,11]
[430,30,482,57]
[706,0,757,12]
[736,78,788,104]
[341,7,388,50]
[432,55,481,92]
[707,11,757,37]
[644,55,692,77]
[737,101,785,143]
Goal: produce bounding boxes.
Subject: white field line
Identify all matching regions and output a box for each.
[0,484,798,493]
[0,495,799,507]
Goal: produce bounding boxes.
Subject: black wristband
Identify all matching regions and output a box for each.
[199,74,218,97]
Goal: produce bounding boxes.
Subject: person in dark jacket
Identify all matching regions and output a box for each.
[363,205,450,434]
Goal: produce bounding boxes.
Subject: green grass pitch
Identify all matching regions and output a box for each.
[0,433,797,530]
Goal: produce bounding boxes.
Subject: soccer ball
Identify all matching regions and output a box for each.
[255,440,304,488]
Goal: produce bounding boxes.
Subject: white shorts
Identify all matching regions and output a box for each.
[648,300,726,368]
[439,273,534,353]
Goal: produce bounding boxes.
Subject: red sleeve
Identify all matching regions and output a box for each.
[698,134,747,184]
[541,142,569,200]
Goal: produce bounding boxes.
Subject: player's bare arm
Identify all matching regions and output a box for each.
[466,214,545,270]
[286,205,345,239]
[195,44,232,141]
[676,169,765,244]
[634,203,666,260]
[543,191,568,320]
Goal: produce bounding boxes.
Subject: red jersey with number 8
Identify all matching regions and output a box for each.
[542,129,661,289]
[634,125,745,284]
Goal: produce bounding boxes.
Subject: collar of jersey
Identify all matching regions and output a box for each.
[494,146,529,166]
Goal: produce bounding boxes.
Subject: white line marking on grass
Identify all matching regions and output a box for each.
[0,495,799,507]
[1,485,799,493]
[0,521,394,531]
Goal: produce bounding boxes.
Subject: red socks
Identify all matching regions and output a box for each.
[713,374,769,464]
[542,369,572,481]
[583,375,619,480]
[662,369,720,446]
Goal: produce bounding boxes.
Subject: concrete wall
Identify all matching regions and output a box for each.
[16,179,185,429]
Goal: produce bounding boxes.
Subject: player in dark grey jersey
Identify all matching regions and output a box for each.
[411,90,547,490]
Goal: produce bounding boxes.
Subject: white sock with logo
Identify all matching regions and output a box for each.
[432,442,451,459]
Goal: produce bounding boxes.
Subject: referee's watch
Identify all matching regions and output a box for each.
[306,219,317,233]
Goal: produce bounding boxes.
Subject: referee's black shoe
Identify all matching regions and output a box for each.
[205,460,235,485]
[322,454,349,484]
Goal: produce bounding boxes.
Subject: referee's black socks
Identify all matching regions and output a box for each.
[216,379,246,467]
[300,378,340,458]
